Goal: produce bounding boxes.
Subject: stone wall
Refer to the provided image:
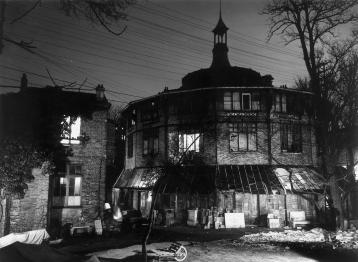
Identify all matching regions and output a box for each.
[0,168,49,236]
[50,110,110,228]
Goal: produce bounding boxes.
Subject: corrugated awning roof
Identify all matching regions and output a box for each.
[114,165,324,194]
[216,165,282,194]
[113,168,161,189]
[274,167,325,193]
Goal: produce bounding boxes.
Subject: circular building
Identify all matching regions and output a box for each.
[114,12,323,227]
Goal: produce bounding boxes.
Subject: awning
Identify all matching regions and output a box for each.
[274,167,325,193]
[216,165,282,194]
[113,168,161,189]
[114,165,325,194]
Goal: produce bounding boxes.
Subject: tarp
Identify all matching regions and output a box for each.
[0,242,100,262]
[0,229,50,248]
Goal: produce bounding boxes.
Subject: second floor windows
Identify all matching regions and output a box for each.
[61,116,81,145]
[141,101,159,122]
[143,128,159,155]
[280,123,302,153]
[224,92,260,111]
[179,133,202,153]
[229,122,257,152]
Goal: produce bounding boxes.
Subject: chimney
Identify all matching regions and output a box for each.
[95,84,105,101]
[20,73,28,90]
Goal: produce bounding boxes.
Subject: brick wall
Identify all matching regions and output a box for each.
[1,168,49,236]
[50,110,109,227]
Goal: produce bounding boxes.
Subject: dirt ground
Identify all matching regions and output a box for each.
[56,226,358,262]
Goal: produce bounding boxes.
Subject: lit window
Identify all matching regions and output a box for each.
[355,165,358,181]
[53,164,82,207]
[179,133,201,153]
[230,122,257,152]
[274,94,287,113]
[61,116,81,145]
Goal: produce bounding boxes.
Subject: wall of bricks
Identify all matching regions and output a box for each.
[50,110,111,228]
[0,168,49,236]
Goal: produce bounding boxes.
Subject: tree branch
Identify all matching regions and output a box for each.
[10,0,41,24]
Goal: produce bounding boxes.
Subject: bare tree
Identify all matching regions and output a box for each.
[0,0,136,54]
[263,0,358,228]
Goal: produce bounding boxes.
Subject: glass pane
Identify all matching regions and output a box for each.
[282,95,287,112]
[230,132,238,152]
[71,117,81,139]
[239,133,247,150]
[275,94,281,112]
[242,94,251,110]
[233,92,241,110]
[224,92,232,110]
[68,177,75,196]
[143,139,148,155]
[194,134,200,152]
[248,133,256,151]
[153,137,159,154]
[74,177,81,196]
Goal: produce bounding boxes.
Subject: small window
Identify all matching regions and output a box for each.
[281,123,302,153]
[61,116,81,145]
[143,128,159,156]
[127,134,133,158]
[233,92,241,110]
[230,122,257,152]
[179,133,201,153]
[53,164,82,207]
[252,93,260,111]
[224,92,232,111]
[242,93,251,110]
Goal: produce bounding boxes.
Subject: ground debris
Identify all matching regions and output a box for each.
[240,228,358,250]
[241,228,327,244]
[332,230,358,249]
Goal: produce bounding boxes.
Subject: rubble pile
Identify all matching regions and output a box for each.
[241,228,327,243]
[241,228,358,249]
[333,230,358,249]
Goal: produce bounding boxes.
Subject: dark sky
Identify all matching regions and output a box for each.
[1,0,310,106]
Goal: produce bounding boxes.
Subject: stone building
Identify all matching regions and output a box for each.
[0,84,115,236]
[114,12,324,226]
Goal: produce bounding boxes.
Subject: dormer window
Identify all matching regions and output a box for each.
[61,116,81,145]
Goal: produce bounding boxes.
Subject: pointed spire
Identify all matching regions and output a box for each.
[212,0,228,35]
[211,0,230,68]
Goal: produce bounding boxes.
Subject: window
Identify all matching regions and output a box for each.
[281,123,302,152]
[229,122,257,152]
[53,164,82,207]
[127,133,133,158]
[143,128,159,155]
[252,93,260,111]
[61,116,81,145]
[179,133,201,153]
[274,94,287,113]
[224,92,259,111]
[141,101,159,121]
[242,93,251,110]
[128,109,136,128]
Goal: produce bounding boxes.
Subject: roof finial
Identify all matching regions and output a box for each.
[219,0,222,18]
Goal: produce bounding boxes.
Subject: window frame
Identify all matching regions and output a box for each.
[178,132,202,153]
[60,116,81,145]
[143,128,159,156]
[127,133,134,158]
[229,121,257,152]
[223,91,259,111]
[280,122,302,153]
[53,164,82,207]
